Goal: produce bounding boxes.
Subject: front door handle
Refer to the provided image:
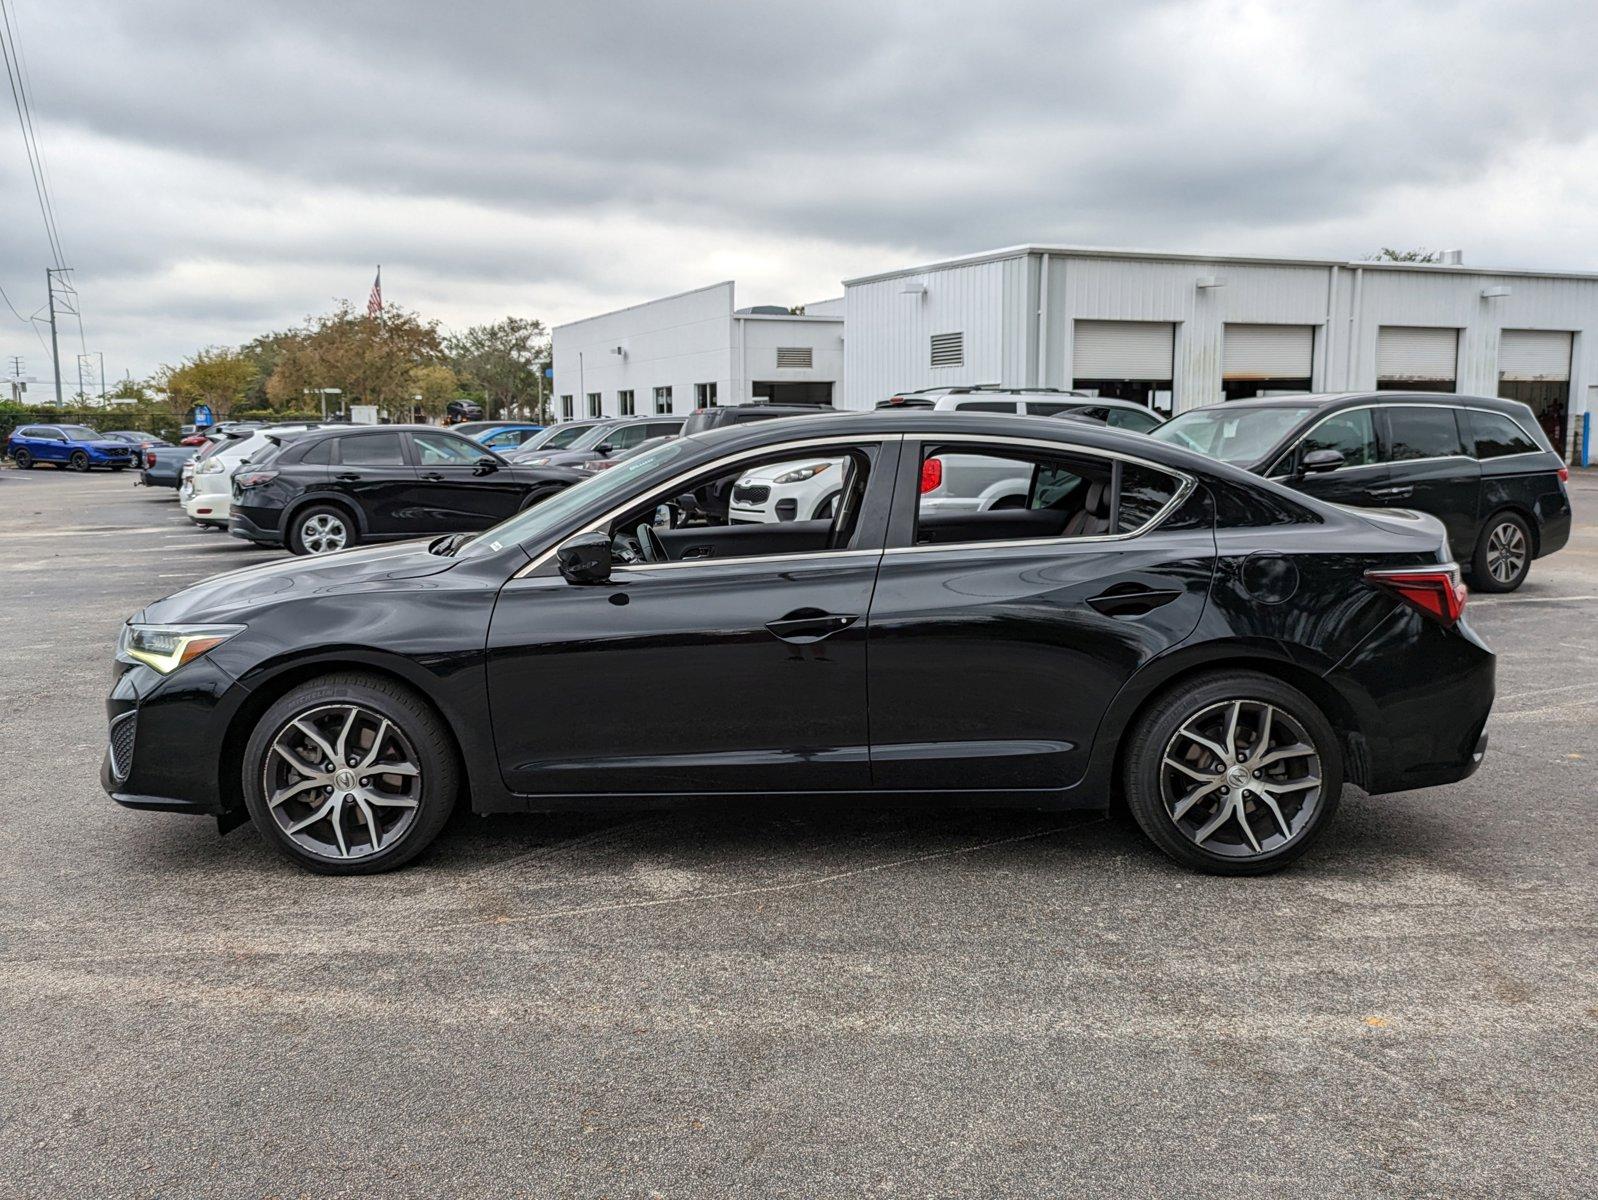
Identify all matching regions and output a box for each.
[1086,584,1183,618]
[765,609,859,643]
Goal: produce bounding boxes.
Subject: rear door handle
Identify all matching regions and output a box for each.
[765,610,859,643]
[1086,584,1183,618]
[1367,485,1413,499]
[421,471,445,481]
[335,472,363,482]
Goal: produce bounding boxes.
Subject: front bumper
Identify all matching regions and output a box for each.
[101,656,249,817]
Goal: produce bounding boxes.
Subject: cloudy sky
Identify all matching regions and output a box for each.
[3,0,1596,386]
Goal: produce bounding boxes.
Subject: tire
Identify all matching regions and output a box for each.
[241,673,460,875]
[1122,670,1343,875]
[811,492,839,520]
[69,451,90,472]
[1470,511,1532,593]
[990,494,1027,510]
[287,504,360,555]
[12,450,30,470]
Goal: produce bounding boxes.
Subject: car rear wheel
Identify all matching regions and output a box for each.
[242,673,459,874]
[1471,512,1532,593]
[288,505,359,555]
[1123,671,1342,875]
[69,450,90,471]
[12,449,31,469]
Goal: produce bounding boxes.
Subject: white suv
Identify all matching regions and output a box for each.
[184,425,318,527]
[729,455,849,523]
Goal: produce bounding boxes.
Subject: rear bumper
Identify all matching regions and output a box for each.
[1535,497,1572,558]
[229,506,283,546]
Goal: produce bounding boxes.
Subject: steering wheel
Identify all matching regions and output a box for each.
[612,531,644,564]
[636,522,667,564]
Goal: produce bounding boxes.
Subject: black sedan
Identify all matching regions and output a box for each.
[1151,392,1572,592]
[105,411,1494,876]
[227,424,581,555]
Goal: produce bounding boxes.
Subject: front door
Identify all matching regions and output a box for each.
[867,437,1217,791]
[485,437,899,796]
[1279,405,1392,509]
[407,430,524,531]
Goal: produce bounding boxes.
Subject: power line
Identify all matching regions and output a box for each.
[0,0,66,269]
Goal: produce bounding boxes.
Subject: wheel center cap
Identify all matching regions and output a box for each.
[335,769,356,790]
[1227,765,1251,788]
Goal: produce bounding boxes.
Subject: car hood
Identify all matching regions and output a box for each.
[136,540,457,626]
[522,449,599,467]
[89,440,135,451]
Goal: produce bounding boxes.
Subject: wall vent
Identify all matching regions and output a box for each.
[776,346,813,369]
[930,331,964,368]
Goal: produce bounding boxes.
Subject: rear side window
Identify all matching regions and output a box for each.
[1025,401,1074,416]
[955,400,1019,413]
[337,432,406,466]
[1300,409,1378,467]
[1116,463,1181,532]
[1385,407,1464,461]
[1467,410,1540,459]
[299,439,334,465]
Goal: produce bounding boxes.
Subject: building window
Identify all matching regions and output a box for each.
[618,389,635,416]
[930,331,964,368]
[586,392,602,418]
[776,347,813,369]
[653,386,674,414]
[560,395,573,420]
[695,382,718,408]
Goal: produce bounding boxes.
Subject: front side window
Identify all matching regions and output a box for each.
[1468,410,1540,459]
[1300,409,1378,467]
[338,432,406,466]
[913,443,1182,546]
[602,423,651,452]
[654,386,674,414]
[413,431,485,465]
[1384,407,1463,461]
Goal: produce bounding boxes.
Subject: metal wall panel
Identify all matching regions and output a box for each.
[1222,324,1314,378]
[1376,326,1459,381]
[1072,320,1175,377]
[1499,329,1572,380]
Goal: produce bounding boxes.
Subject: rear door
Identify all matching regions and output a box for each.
[330,431,419,536]
[1374,405,1481,558]
[407,430,524,531]
[866,435,1216,791]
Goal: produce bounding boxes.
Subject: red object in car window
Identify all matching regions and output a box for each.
[920,457,943,493]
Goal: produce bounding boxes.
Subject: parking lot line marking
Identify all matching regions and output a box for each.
[1471,594,1598,606]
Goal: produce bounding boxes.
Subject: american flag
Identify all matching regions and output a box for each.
[367,266,382,317]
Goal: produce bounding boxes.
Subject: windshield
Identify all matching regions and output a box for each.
[1150,406,1316,466]
[60,426,99,440]
[458,437,695,560]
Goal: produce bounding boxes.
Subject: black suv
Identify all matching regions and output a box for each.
[229,425,580,555]
[1152,392,1572,591]
[680,402,834,436]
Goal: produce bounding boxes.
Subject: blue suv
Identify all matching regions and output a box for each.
[4,424,139,471]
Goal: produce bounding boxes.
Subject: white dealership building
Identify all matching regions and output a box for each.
[550,281,844,421]
[551,246,1598,460]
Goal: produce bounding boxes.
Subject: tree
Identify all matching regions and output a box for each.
[161,348,259,418]
[238,329,307,409]
[266,302,445,414]
[408,363,460,423]
[104,377,155,404]
[445,316,549,420]
[1366,248,1442,263]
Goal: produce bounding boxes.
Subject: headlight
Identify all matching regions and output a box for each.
[526,456,552,466]
[774,462,832,485]
[118,623,244,674]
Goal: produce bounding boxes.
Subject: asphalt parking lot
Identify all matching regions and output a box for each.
[1,467,1595,1198]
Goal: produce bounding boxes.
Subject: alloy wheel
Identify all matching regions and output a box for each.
[1159,698,1323,859]
[262,703,422,861]
[1486,521,1527,586]
[300,512,348,554]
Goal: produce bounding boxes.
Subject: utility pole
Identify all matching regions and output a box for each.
[46,268,63,404]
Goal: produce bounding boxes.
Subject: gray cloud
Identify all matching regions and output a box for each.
[2,0,1596,382]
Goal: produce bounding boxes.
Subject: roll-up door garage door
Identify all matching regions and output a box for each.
[1223,324,1313,379]
[1376,326,1457,390]
[1498,330,1571,380]
[1073,320,1174,379]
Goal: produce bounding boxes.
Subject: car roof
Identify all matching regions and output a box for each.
[1200,390,1529,414]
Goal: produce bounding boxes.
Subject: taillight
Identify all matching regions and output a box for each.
[145,450,157,467]
[1364,565,1467,626]
[1557,464,1569,484]
[235,470,279,489]
[920,457,943,493]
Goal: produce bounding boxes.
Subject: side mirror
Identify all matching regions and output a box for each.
[593,443,614,456]
[474,455,499,476]
[1301,449,1346,475]
[675,493,702,515]
[556,531,613,585]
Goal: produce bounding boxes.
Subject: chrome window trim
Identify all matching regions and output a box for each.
[605,547,882,575]
[1262,401,1543,475]
[886,432,1197,556]
[512,433,904,578]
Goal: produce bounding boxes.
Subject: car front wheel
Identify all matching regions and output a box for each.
[1471,512,1532,593]
[288,506,359,555]
[241,673,460,874]
[1123,671,1342,875]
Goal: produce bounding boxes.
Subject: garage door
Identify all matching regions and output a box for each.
[1223,324,1314,379]
[1073,320,1174,378]
[1376,326,1458,383]
[1499,329,1571,381]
